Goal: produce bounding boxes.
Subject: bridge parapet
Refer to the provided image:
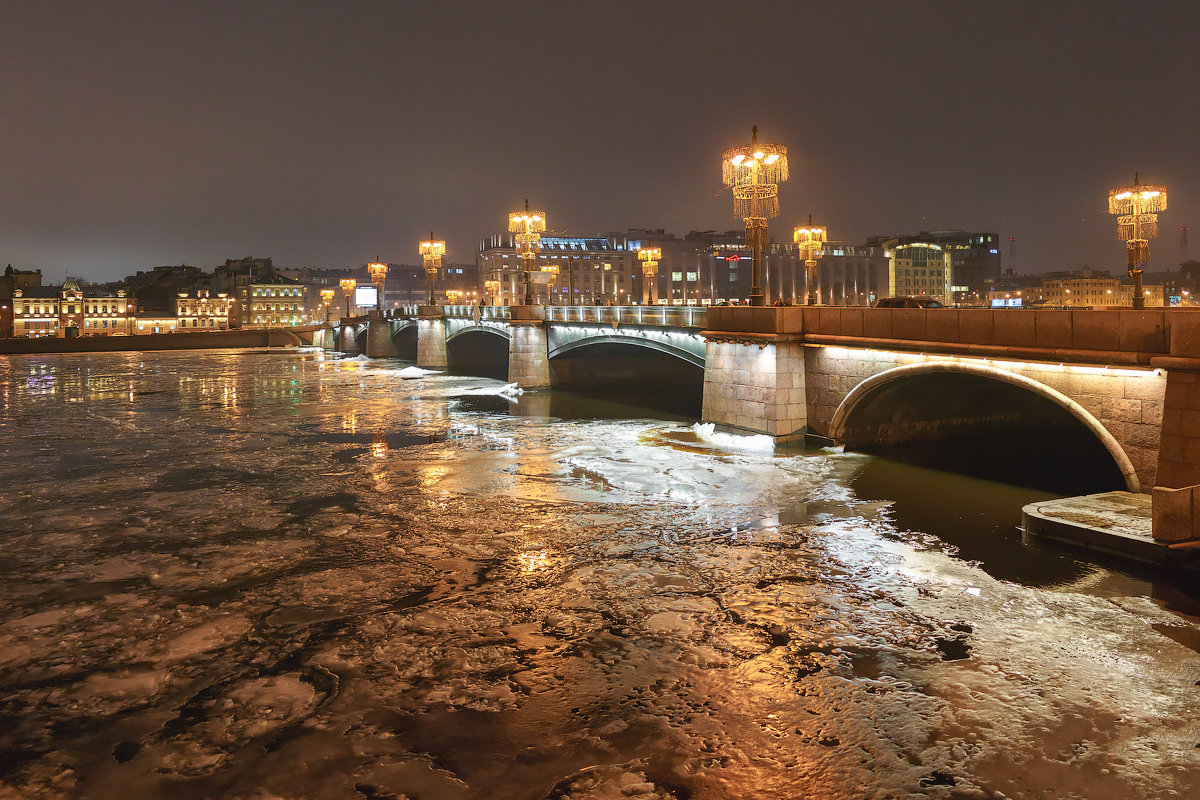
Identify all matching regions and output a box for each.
[703,306,1200,367]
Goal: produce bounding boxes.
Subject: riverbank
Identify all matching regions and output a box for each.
[0,328,315,355]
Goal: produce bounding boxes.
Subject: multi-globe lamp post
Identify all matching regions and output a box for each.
[509,200,547,306]
[319,288,335,322]
[638,247,661,305]
[339,278,356,319]
[722,125,788,306]
[367,261,388,317]
[1108,174,1167,310]
[794,217,827,306]
[418,234,445,306]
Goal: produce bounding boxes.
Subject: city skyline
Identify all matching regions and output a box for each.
[2,0,1197,282]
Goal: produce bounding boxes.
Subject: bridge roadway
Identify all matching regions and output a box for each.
[318,304,1200,533]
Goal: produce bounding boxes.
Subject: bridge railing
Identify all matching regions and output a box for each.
[543,304,707,329]
[443,305,511,321]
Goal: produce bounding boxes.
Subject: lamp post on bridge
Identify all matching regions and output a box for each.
[722,126,789,307]
[339,278,356,320]
[638,247,661,305]
[509,200,547,306]
[794,217,827,306]
[418,234,445,306]
[1109,174,1167,311]
[319,288,335,322]
[367,261,388,318]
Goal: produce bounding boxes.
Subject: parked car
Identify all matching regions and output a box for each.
[872,296,947,309]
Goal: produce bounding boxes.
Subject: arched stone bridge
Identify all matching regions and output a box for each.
[318,304,1200,499]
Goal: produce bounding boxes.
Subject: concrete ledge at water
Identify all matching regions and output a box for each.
[0,329,305,354]
[1022,491,1192,566]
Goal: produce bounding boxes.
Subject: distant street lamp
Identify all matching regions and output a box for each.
[722,125,788,306]
[1109,174,1167,310]
[509,200,547,305]
[794,216,827,306]
[638,247,661,304]
[319,288,335,322]
[418,234,445,306]
[339,278,356,319]
[484,279,500,306]
[367,261,388,317]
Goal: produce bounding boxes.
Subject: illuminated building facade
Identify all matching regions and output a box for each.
[885,243,953,304]
[11,281,133,337]
[477,235,637,305]
[235,274,308,327]
[175,290,233,329]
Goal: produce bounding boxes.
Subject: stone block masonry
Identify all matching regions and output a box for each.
[701,338,807,438]
[508,322,550,389]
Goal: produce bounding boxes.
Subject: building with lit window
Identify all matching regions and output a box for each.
[477,235,637,305]
[11,280,133,337]
[175,290,233,330]
[884,242,953,304]
[1039,269,1164,308]
[235,274,307,327]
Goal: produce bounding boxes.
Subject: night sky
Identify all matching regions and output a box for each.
[3,0,1198,283]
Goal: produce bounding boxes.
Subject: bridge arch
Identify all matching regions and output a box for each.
[549,333,705,368]
[828,361,1140,492]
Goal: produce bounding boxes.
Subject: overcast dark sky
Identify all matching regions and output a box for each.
[2,0,1197,282]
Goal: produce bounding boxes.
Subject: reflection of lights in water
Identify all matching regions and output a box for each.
[343,409,358,434]
[370,434,388,459]
[518,549,552,573]
[420,466,450,487]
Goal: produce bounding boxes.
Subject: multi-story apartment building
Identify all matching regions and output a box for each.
[869,230,1001,296]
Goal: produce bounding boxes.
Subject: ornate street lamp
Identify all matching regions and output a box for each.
[367,261,388,317]
[638,247,661,305]
[339,278,356,319]
[794,217,827,306]
[418,234,445,306]
[319,288,335,322]
[509,199,547,305]
[722,125,788,306]
[484,279,500,306]
[1109,174,1167,310]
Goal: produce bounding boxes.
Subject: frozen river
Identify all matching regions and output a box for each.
[1,348,1198,799]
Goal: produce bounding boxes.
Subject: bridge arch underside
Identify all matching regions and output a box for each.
[832,368,1134,494]
[446,327,509,379]
[390,323,417,360]
[549,338,704,414]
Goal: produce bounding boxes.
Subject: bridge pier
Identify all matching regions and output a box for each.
[701,336,808,438]
[508,317,551,389]
[365,318,398,358]
[416,307,448,370]
[337,324,359,354]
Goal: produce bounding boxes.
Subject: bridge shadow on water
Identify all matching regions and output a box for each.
[845,428,1166,591]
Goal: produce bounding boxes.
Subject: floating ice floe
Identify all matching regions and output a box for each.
[394,365,441,379]
[458,382,523,398]
[690,422,775,452]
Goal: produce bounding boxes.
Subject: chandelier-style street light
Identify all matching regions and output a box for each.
[1108,174,1167,310]
[319,287,335,322]
[722,125,788,306]
[509,199,547,305]
[339,278,356,319]
[638,247,661,305]
[367,261,388,317]
[794,217,827,306]
[418,234,445,306]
